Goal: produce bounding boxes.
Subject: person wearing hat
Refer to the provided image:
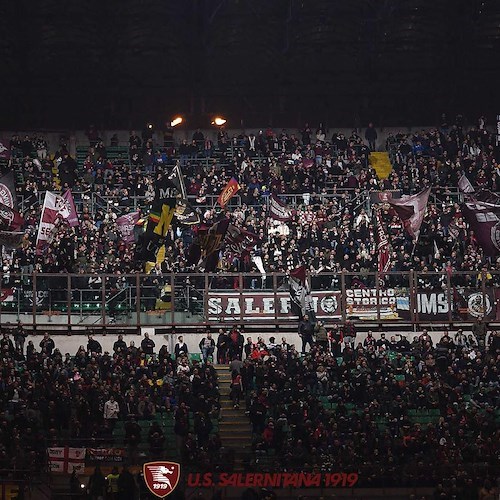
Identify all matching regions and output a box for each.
[454,328,467,348]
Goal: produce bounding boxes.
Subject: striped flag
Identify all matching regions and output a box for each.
[36,192,71,255]
[289,266,315,321]
[269,194,293,221]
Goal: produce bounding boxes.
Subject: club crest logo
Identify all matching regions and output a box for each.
[0,183,14,208]
[467,292,492,318]
[143,461,180,498]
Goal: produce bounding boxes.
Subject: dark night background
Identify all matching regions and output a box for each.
[1,0,500,130]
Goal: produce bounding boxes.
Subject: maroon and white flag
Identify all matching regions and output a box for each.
[62,190,79,227]
[389,187,431,240]
[458,175,475,194]
[458,175,475,193]
[36,192,71,255]
[375,208,390,274]
[0,172,18,210]
[289,265,315,320]
[269,193,293,221]
[462,201,500,256]
[226,224,259,255]
[0,203,24,231]
[116,211,140,244]
[0,138,10,161]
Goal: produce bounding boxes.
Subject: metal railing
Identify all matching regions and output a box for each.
[1,271,498,329]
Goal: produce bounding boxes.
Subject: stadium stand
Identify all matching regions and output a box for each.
[0,118,499,499]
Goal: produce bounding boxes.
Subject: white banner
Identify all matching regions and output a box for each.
[36,192,71,254]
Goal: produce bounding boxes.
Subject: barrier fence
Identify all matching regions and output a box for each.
[0,271,498,329]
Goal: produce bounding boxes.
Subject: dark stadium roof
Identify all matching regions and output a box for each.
[2,0,500,128]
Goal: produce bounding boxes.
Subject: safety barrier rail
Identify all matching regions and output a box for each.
[1,271,498,329]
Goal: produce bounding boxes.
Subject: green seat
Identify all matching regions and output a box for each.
[189,353,202,363]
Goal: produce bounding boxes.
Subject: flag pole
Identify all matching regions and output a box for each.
[410,240,417,258]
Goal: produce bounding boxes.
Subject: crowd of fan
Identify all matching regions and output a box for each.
[0,330,222,473]
[236,326,499,490]
[3,115,500,287]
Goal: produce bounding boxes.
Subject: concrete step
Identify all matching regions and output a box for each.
[220,433,251,440]
[220,436,251,443]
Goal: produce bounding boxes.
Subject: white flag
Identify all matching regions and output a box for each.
[36,192,71,255]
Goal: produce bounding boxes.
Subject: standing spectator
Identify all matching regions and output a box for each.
[106,467,120,500]
[26,340,36,360]
[454,328,467,348]
[298,314,315,353]
[117,466,136,500]
[472,316,487,348]
[141,332,155,355]
[363,331,376,348]
[174,336,188,358]
[230,370,243,409]
[228,327,244,360]
[87,335,102,354]
[217,329,229,364]
[13,321,27,353]
[103,395,120,430]
[342,320,356,349]
[489,330,500,353]
[229,356,243,374]
[244,337,254,359]
[35,136,48,160]
[128,131,141,150]
[314,321,328,351]
[192,128,205,150]
[113,334,127,353]
[87,466,106,500]
[1,332,14,354]
[39,332,55,355]
[365,122,377,151]
[280,338,290,351]
[328,325,343,356]
[198,332,215,363]
[376,333,390,350]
